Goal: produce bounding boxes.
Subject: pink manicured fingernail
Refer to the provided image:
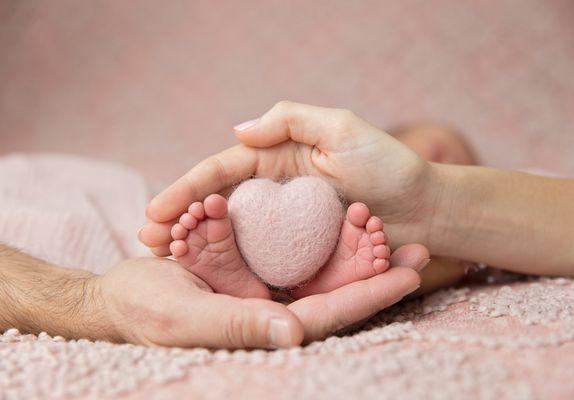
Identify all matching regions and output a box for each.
[414,258,431,272]
[234,118,260,132]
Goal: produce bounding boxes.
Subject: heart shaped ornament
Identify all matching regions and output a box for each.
[228,177,344,288]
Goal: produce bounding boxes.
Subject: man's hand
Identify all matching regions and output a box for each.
[0,246,303,348]
[1,245,424,348]
[98,257,303,348]
[99,250,423,347]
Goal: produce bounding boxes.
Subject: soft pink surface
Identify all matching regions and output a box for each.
[228,177,343,287]
[0,156,573,399]
[1,1,574,399]
[0,154,150,274]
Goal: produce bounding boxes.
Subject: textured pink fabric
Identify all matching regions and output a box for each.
[0,155,573,399]
[228,177,343,287]
[0,154,149,273]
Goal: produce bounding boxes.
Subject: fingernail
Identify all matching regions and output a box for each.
[234,118,260,132]
[268,318,292,348]
[414,258,431,272]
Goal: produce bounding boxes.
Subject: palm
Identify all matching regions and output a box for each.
[101,252,424,347]
[100,258,213,346]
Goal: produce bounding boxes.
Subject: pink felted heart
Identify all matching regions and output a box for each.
[228,177,344,288]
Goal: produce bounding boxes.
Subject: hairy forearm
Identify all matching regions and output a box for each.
[0,245,115,340]
[427,164,574,276]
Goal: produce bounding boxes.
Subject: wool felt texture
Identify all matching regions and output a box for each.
[228,177,344,288]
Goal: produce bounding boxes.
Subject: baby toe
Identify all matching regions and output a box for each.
[370,231,387,245]
[179,213,198,230]
[347,202,370,227]
[366,216,384,234]
[373,244,390,259]
[203,194,228,219]
[169,240,189,258]
[188,202,205,220]
[373,258,390,273]
[171,223,188,240]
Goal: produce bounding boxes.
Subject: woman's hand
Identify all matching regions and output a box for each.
[140,101,436,256]
[140,100,574,279]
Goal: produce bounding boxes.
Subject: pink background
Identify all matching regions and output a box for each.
[1,0,573,189]
[1,2,574,399]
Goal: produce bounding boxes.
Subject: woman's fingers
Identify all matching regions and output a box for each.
[288,267,421,343]
[138,220,177,248]
[146,101,376,224]
[146,145,258,223]
[178,291,304,349]
[234,101,369,151]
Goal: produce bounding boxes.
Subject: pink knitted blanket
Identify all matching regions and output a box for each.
[0,154,572,399]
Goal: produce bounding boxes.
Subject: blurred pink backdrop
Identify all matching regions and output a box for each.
[1,0,573,189]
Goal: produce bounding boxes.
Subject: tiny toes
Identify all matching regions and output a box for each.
[171,223,188,240]
[179,213,198,230]
[370,231,386,245]
[203,194,228,219]
[347,202,370,227]
[373,258,390,273]
[373,244,390,259]
[170,240,189,257]
[188,202,205,220]
[366,216,383,233]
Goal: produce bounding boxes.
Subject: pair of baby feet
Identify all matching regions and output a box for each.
[168,194,391,299]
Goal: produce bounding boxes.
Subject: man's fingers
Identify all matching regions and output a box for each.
[146,145,258,222]
[178,292,304,349]
[234,101,365,151]
[288,267,420,343]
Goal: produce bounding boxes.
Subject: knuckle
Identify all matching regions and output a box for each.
[324,302,348,334]
[272,100,294,113]
[366,283,383,311]
[148,308,176,333]
[205,155,229,186]
[225,312,247,348]
[335,109,357,128]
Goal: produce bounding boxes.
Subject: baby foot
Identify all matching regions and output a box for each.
[291,202,390,298]
[169,194,270,299]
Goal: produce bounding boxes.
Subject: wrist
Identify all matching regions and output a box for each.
[67,273,123,342]
[32,269,121,342]
[416,162,471,256]
[0,248,120,342]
